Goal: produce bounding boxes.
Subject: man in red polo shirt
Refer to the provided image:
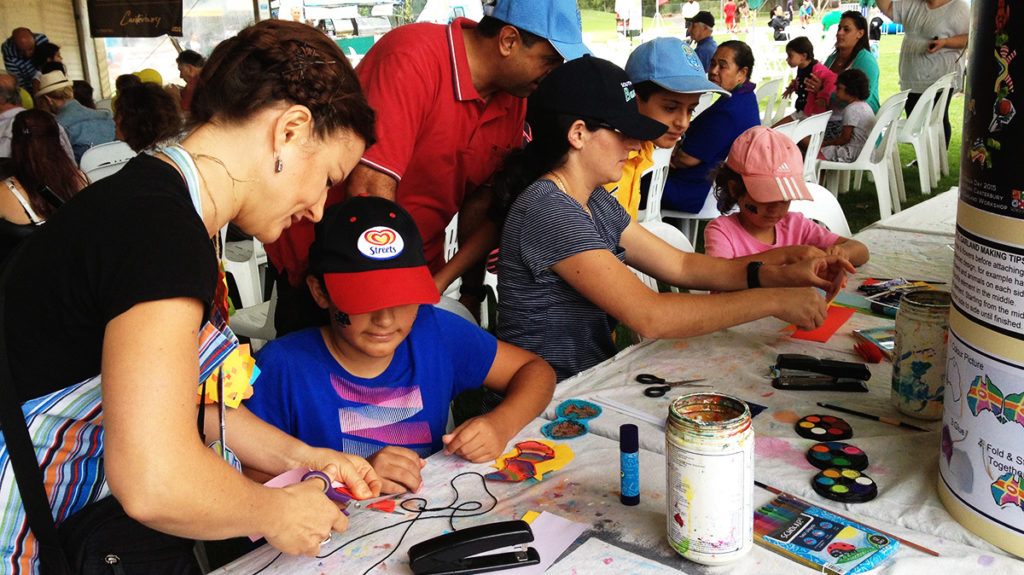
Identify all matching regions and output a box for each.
[266,0,587,333]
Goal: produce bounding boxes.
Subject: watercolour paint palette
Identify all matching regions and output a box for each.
[754,494,899,574]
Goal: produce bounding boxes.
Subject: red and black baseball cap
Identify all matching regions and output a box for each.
[309,196,440,315]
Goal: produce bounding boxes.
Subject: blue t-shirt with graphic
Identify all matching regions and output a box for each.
[245,306,497,458]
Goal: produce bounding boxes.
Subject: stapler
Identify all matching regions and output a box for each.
[408,520,541,575]
[770,353,871,392]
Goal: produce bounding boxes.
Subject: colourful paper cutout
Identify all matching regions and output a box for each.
[197,343,259,408]
[486,439,574,482]
[791,306,856,342]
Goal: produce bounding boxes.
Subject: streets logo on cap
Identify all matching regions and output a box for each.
[358,227,404,260]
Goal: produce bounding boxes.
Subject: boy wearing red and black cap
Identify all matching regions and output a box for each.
[245,196,554,494]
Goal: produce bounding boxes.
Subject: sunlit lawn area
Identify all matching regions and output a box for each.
[580,10,963,234]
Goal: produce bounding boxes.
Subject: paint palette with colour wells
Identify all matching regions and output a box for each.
[812,468,879,503]
[795,414,853,441]
[806,442,869,471]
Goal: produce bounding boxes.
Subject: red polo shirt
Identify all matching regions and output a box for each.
[266,18,526,283]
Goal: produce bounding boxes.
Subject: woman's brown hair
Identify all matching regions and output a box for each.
[190,19,375,145]
[11,109,86,218]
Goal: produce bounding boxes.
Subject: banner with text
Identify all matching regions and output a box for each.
[88,0,183,37]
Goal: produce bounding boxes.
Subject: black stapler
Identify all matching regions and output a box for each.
[770,353,871,392]
[408,520,541,575]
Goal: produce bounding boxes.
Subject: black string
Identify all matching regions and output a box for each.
[250,471,497,575]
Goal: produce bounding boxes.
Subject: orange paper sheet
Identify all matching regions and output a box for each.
[790,306,856,342]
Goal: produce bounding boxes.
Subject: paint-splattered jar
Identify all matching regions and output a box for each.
[892,290,951,420]
[665,393,754,564]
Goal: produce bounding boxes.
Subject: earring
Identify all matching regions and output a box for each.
[275,153,284,173]
[333,311,350,326]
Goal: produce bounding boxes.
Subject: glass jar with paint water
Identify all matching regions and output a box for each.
[665,393,754,564]
[891,290,951,420]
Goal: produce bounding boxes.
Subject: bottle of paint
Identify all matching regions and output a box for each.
[620,424,639,506]
[891,289,951,420]
[665,393,754,564]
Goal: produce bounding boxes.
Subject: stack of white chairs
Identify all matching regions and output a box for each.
[818,90,910,220]
[928,72,958,186]
[893,72,955,196]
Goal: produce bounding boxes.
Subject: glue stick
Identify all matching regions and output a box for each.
[620,424,639,506]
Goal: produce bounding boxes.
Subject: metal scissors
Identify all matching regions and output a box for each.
[636,374,710,397]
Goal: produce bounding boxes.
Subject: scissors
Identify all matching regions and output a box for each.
[636,374,710,397]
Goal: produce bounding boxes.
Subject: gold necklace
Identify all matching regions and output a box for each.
[178,147,254,227]
[549,171,569,194]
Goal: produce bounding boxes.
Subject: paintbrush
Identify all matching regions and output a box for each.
[754,481,939,557]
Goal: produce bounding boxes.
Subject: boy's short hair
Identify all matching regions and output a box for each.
[625,37,729,97]
[309,196,440,314]
[786,36,814,60]
[836,68,870,101]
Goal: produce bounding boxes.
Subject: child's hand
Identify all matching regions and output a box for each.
[778,244,827,264]
[824,244,846,259]
[442,415,511,463]
[367,446,425,494]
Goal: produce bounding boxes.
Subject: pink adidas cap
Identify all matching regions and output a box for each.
[726,126,812,203]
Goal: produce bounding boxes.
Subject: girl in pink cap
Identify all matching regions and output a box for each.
[704,126,869,266]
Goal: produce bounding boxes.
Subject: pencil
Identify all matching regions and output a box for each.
[816,402,932,432]
[754,481,940,557]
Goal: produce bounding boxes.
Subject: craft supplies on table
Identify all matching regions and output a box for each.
[665,393,754,564]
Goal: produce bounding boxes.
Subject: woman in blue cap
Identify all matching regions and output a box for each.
[493,56,853,382]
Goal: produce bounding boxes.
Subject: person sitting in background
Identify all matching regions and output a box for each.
[1,109,86,226]
[688,11,717,72]
[0,72,74,160]
[806,10,880,114]
[704,126,869,265]
[34,70,115,162]
[606,37,730,219]
[246,196,555,494]
[820,68,876,161]
[114,82,183,152]
[176,49,206,115]
[495,56,853,381]
[115,73,142,93]
[1,27,47,92]
[29,41,61,94]
[663,40,761,213]
[777,36,837,125]
[73,80,97,109]
[770,4,792,41]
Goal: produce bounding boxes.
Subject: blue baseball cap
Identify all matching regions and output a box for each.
[488,0,589,60]
[626,38,730,96]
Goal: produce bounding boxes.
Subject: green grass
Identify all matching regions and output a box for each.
[580,10,962,234]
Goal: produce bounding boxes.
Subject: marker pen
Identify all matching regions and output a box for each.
[620,424,639,506]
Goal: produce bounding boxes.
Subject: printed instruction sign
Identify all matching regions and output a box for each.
[952,227,1024,338]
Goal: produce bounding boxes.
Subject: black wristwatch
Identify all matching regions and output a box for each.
[459,285,486,299]
[746,261,764,289]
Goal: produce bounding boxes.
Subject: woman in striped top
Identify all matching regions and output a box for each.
[494,56,854,382]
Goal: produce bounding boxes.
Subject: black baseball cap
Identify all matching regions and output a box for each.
[528,55,667,142]
[692,11,715,27]
[309,196,440,315]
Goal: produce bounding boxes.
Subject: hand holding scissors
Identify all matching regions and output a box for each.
[636,374,710,397]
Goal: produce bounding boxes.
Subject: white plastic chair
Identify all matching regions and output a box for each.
[628,220,696,294]
[928,72,957,183]
[441,213,460,299]
[220,228,268,310]
[895,73,952,196]
[787,182,852,237]
[692,91,716,118]
[662,189,724,247]
[231,284,276,352]
[637,147,672,223]
[818,90,910,220]
[79,140,136,183]
[788,111,832,182]
[755,77,784,126]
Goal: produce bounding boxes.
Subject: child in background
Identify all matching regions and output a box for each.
[820,68,876,162]
[778,36,837,125]
[245,197,555,494]
[800,0,816,26]
[704,126,869,266]
[606,37,730,219]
